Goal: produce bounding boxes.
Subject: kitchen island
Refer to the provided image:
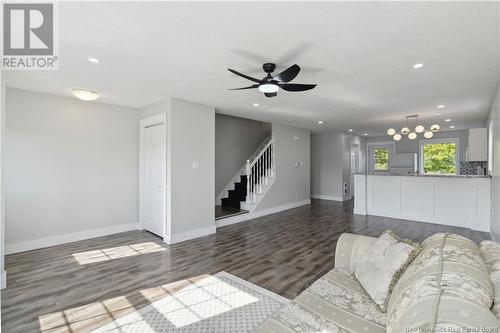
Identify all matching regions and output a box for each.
[353,173,491,232]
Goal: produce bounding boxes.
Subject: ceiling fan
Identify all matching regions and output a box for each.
[227,63,317,98]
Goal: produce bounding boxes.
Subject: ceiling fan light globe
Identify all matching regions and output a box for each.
[258,84,279,93]
[387,128,396,136]
[431,124,440,132]
[401,127,410,135]
[424,131,434,139]
[415,125,425,133]
[393,134,402,141]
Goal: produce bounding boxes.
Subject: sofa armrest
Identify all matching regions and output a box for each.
[334,233,377,273]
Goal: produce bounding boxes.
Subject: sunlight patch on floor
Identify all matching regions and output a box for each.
[72,242,166,264]
[38,274,259,332]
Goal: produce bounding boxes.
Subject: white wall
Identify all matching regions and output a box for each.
[311,131,345,200]
[5,88,140,252]
[255,123,310,211]
[215,114,270,195]
[168,98,215,240]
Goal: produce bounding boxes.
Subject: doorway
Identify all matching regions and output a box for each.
[140,114,166,238]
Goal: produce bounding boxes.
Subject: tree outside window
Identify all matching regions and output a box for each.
[422,142,457,174]
[374,148,389,171]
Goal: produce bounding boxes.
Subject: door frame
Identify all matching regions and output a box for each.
[139,113,167,241]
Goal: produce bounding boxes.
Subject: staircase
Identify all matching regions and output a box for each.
[219,135,275,213]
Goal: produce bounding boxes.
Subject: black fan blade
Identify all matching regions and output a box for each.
[273,64,300,83]
[264,92,277,98]
[227,69,261,83]
[279,83,316,92]
[229,84,259,90]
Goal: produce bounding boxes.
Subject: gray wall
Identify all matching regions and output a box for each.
[140,98,216,239]
[215,114,271,195]
[5,88,140,246]
[256,123,310,211]
[169,98,215,236]
[366,130,469,160]
[311,132,365,200]
[311,131,345,199]
[487,79,500,241]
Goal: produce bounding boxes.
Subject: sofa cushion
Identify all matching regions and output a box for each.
[255,269,386,333]
[479,240,500,320]
[386,233,497,333]
[354,230,420,311]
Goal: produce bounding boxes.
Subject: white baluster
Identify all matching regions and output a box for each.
[245,160,251,203]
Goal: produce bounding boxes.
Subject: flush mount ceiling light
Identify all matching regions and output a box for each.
[388,115,440,141]
[258,83,280,93]
[70,88,102,101]
[413,63,424,69]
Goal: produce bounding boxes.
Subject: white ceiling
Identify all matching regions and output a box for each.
[6,1,500,135]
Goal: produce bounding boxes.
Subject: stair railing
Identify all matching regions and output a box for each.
[246,134,275,203]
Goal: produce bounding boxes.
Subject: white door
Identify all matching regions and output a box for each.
[140,116,166,237]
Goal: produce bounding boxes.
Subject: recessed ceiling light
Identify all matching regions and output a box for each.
[348,129,353,132]
[88,57,99,63]
[253,103,259,107]
[435,113,441,116]
[364,133,368,136]
[70,88,102,101]
[445,118,451,122]
[437,105,445,109]
[413,63,424,69]
[318,121,324,124]
[287,119,294,123]
[450,125,455,129]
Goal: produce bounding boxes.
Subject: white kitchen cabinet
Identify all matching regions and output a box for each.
[468,128,487,161]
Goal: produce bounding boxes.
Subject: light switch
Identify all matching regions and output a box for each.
[192,161,199,169]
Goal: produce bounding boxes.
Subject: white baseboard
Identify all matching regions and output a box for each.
[311,194,345,202]
[5,223,140,255]
[1,270,6,289]
[216,199,311,228]
[165,225,216,244]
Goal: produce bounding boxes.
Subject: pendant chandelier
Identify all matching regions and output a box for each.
[387,115,440,141]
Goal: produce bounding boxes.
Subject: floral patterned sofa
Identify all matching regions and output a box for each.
[256,233,500,333]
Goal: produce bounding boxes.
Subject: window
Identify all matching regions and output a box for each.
[419,138,459,175]
[373,148,389,171]
[368,142,394,173]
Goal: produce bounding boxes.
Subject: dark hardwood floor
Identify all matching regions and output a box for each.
[1,199,490,333]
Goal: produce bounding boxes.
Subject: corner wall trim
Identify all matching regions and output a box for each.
[165,225,216,244]
[5,223,140,255]
[311,194,345,202]
[216,199,311,228]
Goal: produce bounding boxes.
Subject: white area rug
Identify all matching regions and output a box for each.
[92,271,289,333]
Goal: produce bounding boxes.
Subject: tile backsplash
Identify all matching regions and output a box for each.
[460,161,487,175]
